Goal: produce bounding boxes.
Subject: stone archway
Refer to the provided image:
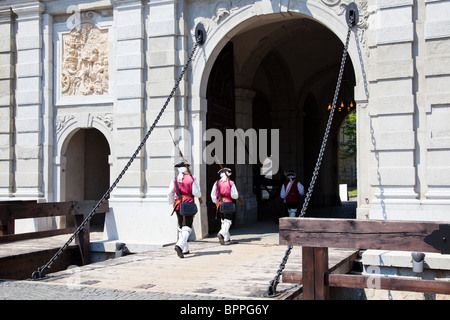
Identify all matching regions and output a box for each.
[190,3,367,235]
[62,128,111,230]
[203,17,357,225]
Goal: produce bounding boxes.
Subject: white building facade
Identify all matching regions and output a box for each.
[1,0,450,262]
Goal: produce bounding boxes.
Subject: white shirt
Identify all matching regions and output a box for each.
[210,173,239,204]
[167,171,201,205]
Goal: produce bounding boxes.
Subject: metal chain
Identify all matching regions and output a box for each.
[31,38,201,280]
[266,15,354,297]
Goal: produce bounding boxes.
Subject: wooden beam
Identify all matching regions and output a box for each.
[0,227,77,243]
[329,274,450,295]
[282,250,359,284]
[301,247,315,300]
[0,246,82,280]
[302,247,329,300]
[279,217,443,253]
[282,272,450,295]
[0,201,78,220]
[75,213,90,265]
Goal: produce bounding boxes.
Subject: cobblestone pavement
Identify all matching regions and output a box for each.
[1,202,357,301]
[0,279,232,300]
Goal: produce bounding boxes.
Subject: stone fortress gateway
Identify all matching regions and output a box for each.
[1,0,450,295]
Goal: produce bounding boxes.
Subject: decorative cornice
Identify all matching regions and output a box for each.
[0,7,14,22]
[12,1,45,17]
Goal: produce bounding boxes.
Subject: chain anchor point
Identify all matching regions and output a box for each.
[195,22,206,45]
[346,2,359,27]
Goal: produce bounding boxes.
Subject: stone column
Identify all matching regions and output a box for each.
[103,0,154,246]
[112,0,145,199]
[422,0,450,220]
[367,0,417,219]
[144,0,198,240]
[146,0,184,195]
[234,88,257,224]
[0,8,15,199]
[12,1,45,199]
[270,107,294,171]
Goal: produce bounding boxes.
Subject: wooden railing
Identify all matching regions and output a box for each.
[0,200,109,265]
[279,217,450,300]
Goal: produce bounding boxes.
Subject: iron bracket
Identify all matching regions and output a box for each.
[346,2,359,27]
[424,224,450,254]
[195,22,206,45]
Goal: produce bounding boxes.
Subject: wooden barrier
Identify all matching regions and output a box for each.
[279,217,450,300]
[0,200,109,265]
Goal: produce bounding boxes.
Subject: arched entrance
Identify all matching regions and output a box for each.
[63,128,110,230]
[204,14,356,229]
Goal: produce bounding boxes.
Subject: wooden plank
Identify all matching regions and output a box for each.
[314,247,329,300]
[75,213,90,265]
[300,247,330,300]
[0,201,78,220]
[0,227,76,243]
[0,246,82,280]
[302,247,315,300]
[282,270,450,295]
[282,250,359,284]
[279,217,442,253]
[327,274,450,295]
[73,200,110,215]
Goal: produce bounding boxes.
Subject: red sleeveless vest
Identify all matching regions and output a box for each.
[174,175,195,210]
[284,179,300,203]
[216,179,234,203]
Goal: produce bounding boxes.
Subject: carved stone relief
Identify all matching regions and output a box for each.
[95,113,113,131]
[56,113,113,136]
[61,22,109,97]
[212,0,232,23]
[56,115,75,134]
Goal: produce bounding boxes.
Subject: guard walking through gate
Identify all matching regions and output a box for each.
[211,168,239,245]
[168,161,202,258]
[280,170,305,217]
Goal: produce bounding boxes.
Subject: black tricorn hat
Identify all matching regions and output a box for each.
[218,167,232,175]
[174,160,190,168]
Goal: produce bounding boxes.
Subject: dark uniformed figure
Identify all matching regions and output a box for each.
[167,161,201,258]
[280,170,305,217]
[211,168,239,245]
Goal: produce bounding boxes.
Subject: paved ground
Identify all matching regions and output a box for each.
[0,202,357,301]
[0,279,230,300]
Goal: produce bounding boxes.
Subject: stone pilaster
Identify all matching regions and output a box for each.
[12,1,45,199]
[112,0,145,198]
[234,88,257,224]
[367,1,415,218]
[423,0,450,215]
[146,0,186,193]
[0,8,15,199]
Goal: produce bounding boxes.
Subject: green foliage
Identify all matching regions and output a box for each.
[340,110,356,159]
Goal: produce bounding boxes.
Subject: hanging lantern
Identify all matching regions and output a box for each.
[327,79,355,112]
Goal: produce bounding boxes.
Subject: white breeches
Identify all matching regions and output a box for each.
[176,226,191,253]
[218,219,232,242]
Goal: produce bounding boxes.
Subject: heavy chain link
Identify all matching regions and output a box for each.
[266,15,354,297]
[31,39,201,280]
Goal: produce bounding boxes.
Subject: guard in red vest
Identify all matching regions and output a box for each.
[280,170,305,217]
[211,167,239,245]
[167,161,201,258]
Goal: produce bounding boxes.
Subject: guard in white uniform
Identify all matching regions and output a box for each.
[280,170,305,217]
[211,168,239,244]
[167,161,201,258]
